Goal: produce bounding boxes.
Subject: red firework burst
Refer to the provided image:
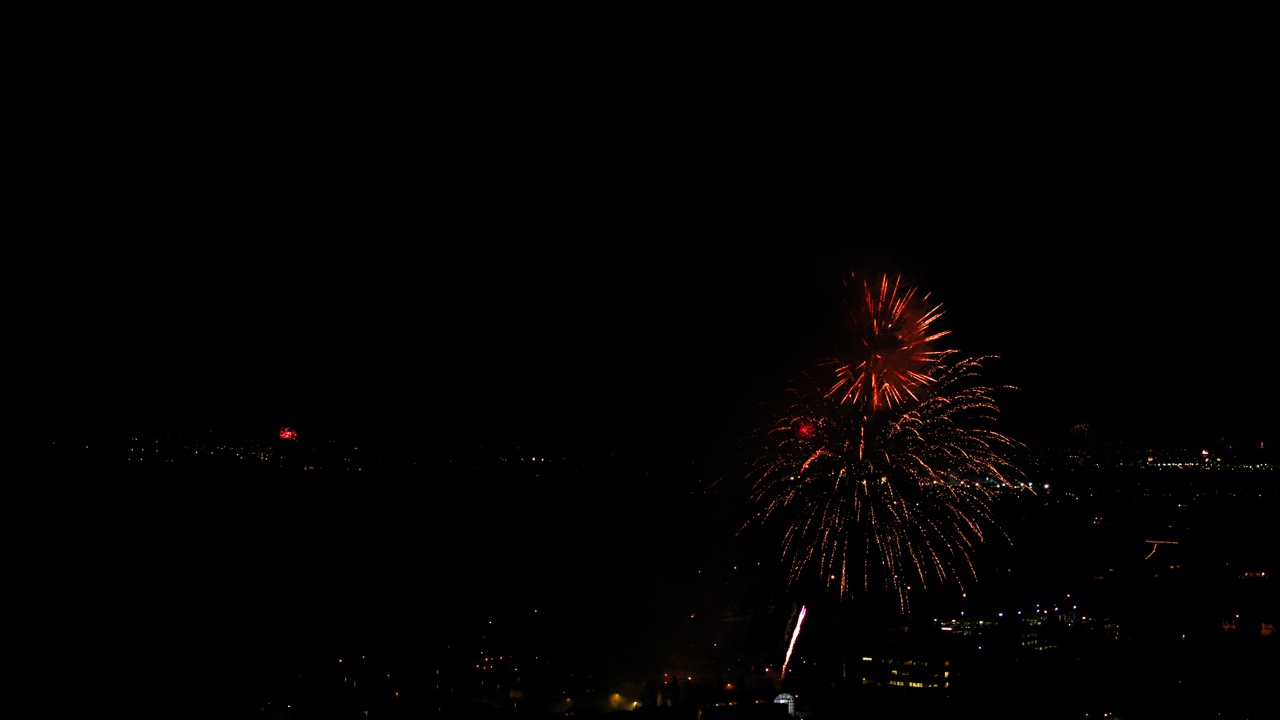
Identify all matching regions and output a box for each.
[730,271,1027,615]
[823,273,951,415]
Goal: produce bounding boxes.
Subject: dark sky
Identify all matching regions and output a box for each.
[15,2,1280,717]
[17,0,1280,609]
[22,0,1278,454]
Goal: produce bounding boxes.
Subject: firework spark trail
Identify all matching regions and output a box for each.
[779,605,807,681]
[728,272,1029,615]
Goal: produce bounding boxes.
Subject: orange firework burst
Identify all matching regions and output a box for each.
[732,273,1027,614]
[823,273,951,415]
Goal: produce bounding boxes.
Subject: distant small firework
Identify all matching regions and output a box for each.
[279,427,298,440]
[731,272,1027,614]
[779,605,806,681]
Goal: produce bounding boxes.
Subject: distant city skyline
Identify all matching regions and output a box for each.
[12,427,1277,719]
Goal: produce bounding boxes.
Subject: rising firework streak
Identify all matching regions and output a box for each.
[779,605,806,681]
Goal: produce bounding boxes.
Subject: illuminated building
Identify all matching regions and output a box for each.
[856,652,950,694]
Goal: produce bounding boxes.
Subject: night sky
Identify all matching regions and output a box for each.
[21,2,1278,453]
[15,1,1280,718]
